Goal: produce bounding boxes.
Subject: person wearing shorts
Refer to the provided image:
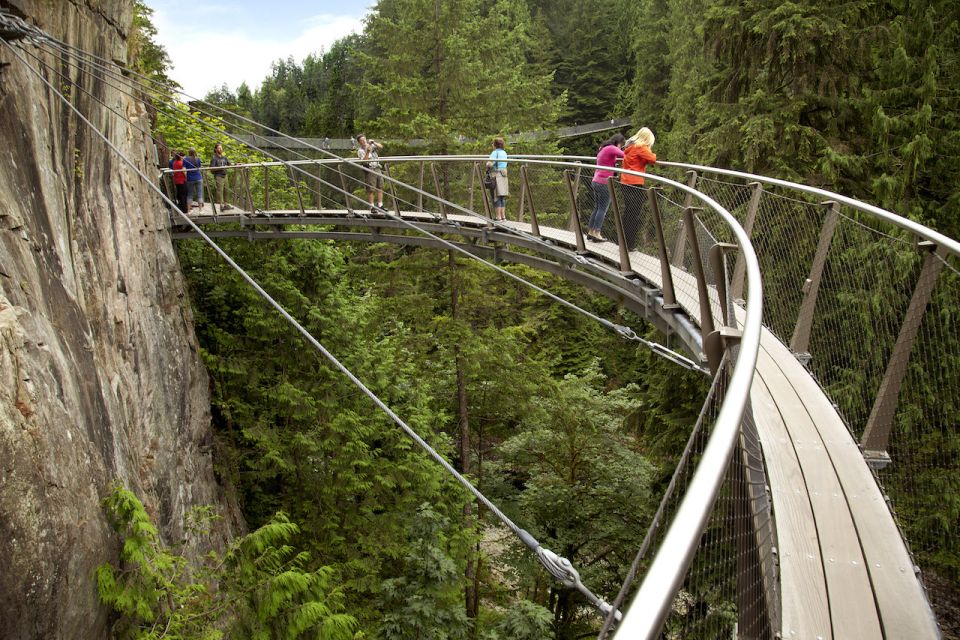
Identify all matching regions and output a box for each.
[357,134,384,212]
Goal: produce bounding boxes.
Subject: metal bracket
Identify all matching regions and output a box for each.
[704,326,742,375]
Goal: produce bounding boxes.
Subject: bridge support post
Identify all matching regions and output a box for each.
[731,182,764,301]
[384,165,402,216]
[288,165,306,217]
[474,163,493,219]
[315,162,323,210]
[430,163,448,220]
[684,206,715,339]
[709,242,739,328]
[204,179,218,216]
[789,201,840,359]
[608,181,634,276]
[418,162,425,212]
[242,167,254,212]
[337,163,353,214]
[263,165,270,211]
[468,162,477,213]
[671,170,698,267]
[521,165,541,238]
[861,242,946,465]
[647,187,679,309]
[517,164,527,222]
[563,169,588,254]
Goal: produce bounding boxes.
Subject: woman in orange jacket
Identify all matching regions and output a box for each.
[620,127,657,250]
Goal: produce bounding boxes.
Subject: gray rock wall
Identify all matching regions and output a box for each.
[0,1,233,637]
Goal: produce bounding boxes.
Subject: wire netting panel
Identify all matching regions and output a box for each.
[608,368,775,640]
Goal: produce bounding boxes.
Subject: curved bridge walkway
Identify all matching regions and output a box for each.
[172,200,939,639]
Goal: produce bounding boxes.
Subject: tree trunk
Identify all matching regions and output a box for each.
[449,250,478,620]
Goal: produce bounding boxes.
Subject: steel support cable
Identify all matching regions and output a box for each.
[1,35,624,622]
[15,44,353,215]
[29,37,705,375]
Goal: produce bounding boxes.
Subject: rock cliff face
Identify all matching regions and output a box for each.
[0,1,232,637]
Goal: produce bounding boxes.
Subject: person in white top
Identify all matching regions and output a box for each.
[356,134,384,212]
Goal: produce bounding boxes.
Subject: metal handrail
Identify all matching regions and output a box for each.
[187,153,762,637]
[506,154,960,259]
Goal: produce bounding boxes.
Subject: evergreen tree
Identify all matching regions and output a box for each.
[358,0,564,149]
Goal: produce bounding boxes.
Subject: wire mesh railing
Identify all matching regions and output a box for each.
[654,161,960,631]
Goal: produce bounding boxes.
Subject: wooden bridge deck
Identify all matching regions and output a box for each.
[172,207,939,638]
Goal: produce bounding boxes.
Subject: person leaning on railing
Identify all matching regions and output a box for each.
[587,133,626,241]
[210,143,232,211]
[619,127,657,250]
[486,137,509,221]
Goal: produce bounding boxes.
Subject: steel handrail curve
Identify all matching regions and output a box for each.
[165,153,763,637]
[289,154,764,638]
[507,154,960,258]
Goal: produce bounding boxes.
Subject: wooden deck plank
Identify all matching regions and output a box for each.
[759,336,940,638]
[750,372,833,638]
[755,345,883,638]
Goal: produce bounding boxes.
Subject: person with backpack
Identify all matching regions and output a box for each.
[171,152,188,213]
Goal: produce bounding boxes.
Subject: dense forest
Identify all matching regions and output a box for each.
[99,1,960,638]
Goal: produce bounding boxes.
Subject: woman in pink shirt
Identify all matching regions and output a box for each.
[587,133,626,241]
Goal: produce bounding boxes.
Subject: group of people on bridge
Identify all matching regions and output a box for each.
[479,128,657,243]
[167,143,233,213]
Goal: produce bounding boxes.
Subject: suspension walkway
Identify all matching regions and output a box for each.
[3,10,958,639]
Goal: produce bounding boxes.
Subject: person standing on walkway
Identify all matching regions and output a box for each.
[486,137,509,221]
[171,152,188,213]
[357,134,384,212]
[586,133,626,241]
[209,143,232,211]
[620,127,657,249]
[182,148,204,211]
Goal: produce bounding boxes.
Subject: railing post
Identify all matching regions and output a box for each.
[430,162,448,220]
[608,180,634,276]
[672,170,698,266]
[709,242,739,328]
[384,164,401,216]
[337,163,353,214]
[204,177,218,216]
[315,162,322,210]
[468,161,477,213]
[242,167,254,212]
[417,161,424,212]
[474,162,493,219]
[861,242,947,466]
[647,187,678,309]
[263,165,270,211]
[563,168,587,254]
[517,165,527,222]
[521,165,540,238]
[731,182,764,300]
[288,165,306,216]
[684,206,714,339]
[789,201,840,359]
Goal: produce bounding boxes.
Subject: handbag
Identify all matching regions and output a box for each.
[483,167,495,190]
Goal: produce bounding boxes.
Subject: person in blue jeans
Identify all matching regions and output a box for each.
[182,148,203,211]
[486,137,509,221]
[587,133,626,241]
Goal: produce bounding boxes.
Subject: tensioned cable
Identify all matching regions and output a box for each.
[31,33,705,373]
[2,32,624,620]
[14,43,350,213]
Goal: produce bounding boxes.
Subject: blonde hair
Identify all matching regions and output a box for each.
[627,127,655,148]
